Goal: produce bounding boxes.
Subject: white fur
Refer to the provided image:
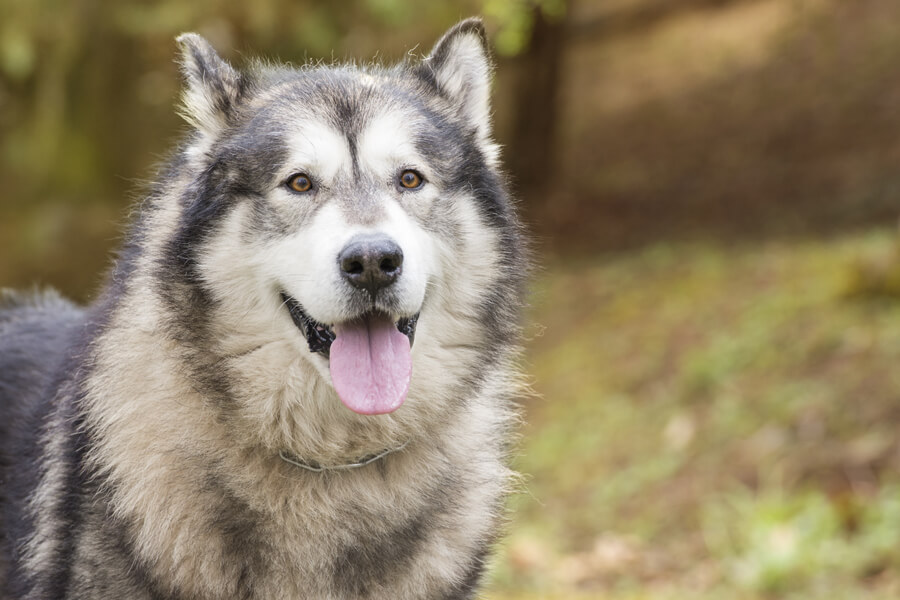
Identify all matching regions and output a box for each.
[357,111,425,176]
[279,120,351,185]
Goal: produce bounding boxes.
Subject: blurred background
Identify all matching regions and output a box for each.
[2,0,900,597]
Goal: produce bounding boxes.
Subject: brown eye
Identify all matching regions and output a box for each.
[286,173,313,193]
[399,170,424,190]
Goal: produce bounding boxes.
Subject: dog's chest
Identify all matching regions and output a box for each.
[210,466,483,599]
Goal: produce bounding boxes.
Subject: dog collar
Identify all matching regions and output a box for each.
[278,440,409,473]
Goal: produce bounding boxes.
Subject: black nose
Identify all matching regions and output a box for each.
[338,235,404,295]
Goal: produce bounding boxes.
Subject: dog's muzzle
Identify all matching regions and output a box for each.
[280,234,422,415]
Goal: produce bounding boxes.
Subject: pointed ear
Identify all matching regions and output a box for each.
[423,18,494,141]
[175,33,243,136]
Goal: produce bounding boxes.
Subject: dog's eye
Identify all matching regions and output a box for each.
[398,170,424,190]
[286,173,314,193]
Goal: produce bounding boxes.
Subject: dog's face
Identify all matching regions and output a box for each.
[170,21,518,422]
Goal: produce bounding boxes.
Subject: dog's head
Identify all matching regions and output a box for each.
[165,20,523,424]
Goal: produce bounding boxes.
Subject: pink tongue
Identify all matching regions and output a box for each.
[329,314,411,415]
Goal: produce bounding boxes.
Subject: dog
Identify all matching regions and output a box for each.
[0,18,527,599]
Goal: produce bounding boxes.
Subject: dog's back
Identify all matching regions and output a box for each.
[0,290,86,461]
[0,292,86,592]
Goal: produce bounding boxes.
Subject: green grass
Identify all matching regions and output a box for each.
[485,228,900,599]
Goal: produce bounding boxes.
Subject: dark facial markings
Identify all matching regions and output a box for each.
[347,133,361,179]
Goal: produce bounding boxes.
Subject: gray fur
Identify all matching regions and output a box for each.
[0,18,526,599]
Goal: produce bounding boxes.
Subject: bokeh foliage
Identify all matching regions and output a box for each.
[492,230,900,599]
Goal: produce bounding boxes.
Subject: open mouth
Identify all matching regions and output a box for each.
[280,293,419,356]
[280,292,419,415]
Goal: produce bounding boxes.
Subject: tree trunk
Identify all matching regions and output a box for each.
[508,5,568,206]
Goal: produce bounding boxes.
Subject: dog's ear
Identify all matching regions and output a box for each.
[176,33,244,135]
[423,18,494,141]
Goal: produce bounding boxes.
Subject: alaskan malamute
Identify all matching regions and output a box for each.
[0,18,526,599]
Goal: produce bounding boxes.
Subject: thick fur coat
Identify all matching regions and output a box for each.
[0,19,526,599]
